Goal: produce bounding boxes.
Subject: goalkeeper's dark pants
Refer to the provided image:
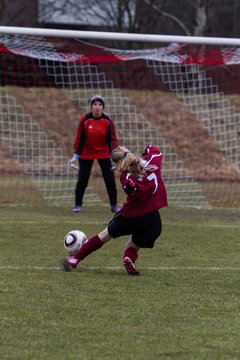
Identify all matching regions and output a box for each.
[75,158,117,206]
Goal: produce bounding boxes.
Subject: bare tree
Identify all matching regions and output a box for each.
[1,0,238,39]
[39,0,192,35]
[39,0,140,33]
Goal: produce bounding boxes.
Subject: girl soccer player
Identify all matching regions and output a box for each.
[63,145,168,275]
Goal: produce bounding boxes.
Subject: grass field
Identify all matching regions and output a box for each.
[1,204,240,360]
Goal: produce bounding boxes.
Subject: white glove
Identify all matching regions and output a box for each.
[68,154,79,171]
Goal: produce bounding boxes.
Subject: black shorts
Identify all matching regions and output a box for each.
[108,210,162,248]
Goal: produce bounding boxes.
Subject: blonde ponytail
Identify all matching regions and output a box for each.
[111,146,145,176]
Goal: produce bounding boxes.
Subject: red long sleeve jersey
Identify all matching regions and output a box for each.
[120,148,168,218]
[74,112,118,159]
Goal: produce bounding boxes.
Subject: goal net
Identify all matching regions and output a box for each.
[0,30,239,208]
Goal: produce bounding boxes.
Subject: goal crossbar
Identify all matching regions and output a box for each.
[1,26,240,46]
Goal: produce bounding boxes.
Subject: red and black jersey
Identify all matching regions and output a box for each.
[74,112,118,159]
[120,146,168,218]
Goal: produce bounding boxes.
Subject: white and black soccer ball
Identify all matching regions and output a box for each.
[64,230,88,255]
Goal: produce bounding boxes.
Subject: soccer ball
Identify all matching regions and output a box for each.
[64,230,87,255]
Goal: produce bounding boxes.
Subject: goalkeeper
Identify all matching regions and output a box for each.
[64,145,168,276]
[69,95,120,213]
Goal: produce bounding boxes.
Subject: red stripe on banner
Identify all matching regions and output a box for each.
[0,37,240,65]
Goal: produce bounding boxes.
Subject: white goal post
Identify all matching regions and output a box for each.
[0,26,239,208]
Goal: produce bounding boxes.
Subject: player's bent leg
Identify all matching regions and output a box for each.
[124,239,140,253]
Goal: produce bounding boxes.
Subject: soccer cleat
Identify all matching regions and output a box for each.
[123,256,140,276]
[62,257,79,272]
[111,205,121,213]
[73,205,81,213]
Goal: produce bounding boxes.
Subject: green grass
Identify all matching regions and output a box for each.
[1,205,240,360]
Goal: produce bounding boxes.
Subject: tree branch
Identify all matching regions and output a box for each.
[142,0,191,36]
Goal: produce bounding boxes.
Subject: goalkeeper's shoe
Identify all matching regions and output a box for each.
[62,257,79,272]
[73,205,81,212]
[123,257,139,276]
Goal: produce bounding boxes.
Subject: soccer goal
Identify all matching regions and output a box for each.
[0,27,239,208]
